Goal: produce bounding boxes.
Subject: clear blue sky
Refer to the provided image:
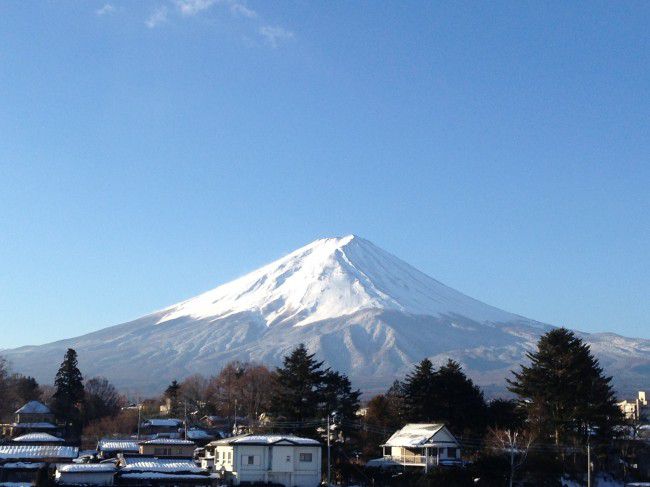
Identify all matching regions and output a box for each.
[1,1,649,349]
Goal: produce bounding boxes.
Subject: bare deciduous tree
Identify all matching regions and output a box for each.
[487,428,535,487]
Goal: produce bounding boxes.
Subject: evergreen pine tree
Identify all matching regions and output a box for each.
[402,358,435,421]
[51,348,85,438]
[402,358,487,436]
[507,328,622,446]
[434,359,488,435]
[269,344,327,429]
[320,370,361,438]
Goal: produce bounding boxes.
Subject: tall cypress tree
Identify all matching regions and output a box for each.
[164,380,183,417]
[51,348,85,438]
[508,328,621,446]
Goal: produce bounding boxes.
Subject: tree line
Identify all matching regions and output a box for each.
[0,328,633,485]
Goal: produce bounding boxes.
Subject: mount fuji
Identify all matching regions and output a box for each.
[3,235,649,395]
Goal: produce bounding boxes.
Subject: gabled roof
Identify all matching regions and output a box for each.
[11,422,57,429]
[382,423,460,448]
[211,433,320,447]
[142,418,183,427]
[140,438,195,446]
[12,433,64,443]
[57,463,117,473]
[15,401,51,415]
[0,445,79,460]
[97,439,140,452]
[187,429,212,440]
[119,457,204,474]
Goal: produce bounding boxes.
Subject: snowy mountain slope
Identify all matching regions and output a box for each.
[3,235,649,395]
[157,236,540,328]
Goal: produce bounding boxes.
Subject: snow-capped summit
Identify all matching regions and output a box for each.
[3,236,649,395]
[158,235,523,327]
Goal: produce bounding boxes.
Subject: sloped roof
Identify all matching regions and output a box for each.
[11,422,57,429]
[97,439,139,452]
[120,457,204,474]
[187,429,212,440]
[15,401,51,415]
[212,433,320,446]
[57,463,117,473]
[1,462,46,470]
[140,438,195,446]
[0,445,79,460]
[142,419,183,427]
[12,433,64,443]
[382,423,459,447]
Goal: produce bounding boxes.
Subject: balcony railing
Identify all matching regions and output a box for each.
[383,454,436,466]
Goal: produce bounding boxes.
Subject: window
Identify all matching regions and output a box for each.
[247,455,255,465]
[447,447,457,458]
[299,453,312,462]
[286,455,291,462]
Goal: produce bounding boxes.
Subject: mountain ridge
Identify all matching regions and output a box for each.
[3,235,649,396]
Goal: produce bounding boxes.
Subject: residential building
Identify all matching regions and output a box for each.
[139,418,183,438]
[0,444,79,485]
[378,423,461,471]
[203,433,322,487]
[97,439,140,460]
[618,391,649,422]
[2,400,58,438]
[55,463,117,485]
[139,438,196,457]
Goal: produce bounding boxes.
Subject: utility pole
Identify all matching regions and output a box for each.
[327,414,331,487]
[184,401,188,440]
[587,440,591,487]
[137,400,142,440]
[233,399,238,435]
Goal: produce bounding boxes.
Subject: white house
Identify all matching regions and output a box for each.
[203,434,322,486]
[378,423,461,471]
[55,463,117,485]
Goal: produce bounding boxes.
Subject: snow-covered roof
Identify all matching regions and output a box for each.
[212,434,320,446]
[57,463,117,473]
[12,433,64,443]
[1,462,46,470]
[120,473,208,480]
[187,429,212,440]
[97,439,139,452]
[142,419,183,427]
[120,457,204,474]
[0,483,34,487]
[0,445,79,460]
[11,422,57,429]
[140,438,195,445]
[382,423,459,448]
[15,401,51,415]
